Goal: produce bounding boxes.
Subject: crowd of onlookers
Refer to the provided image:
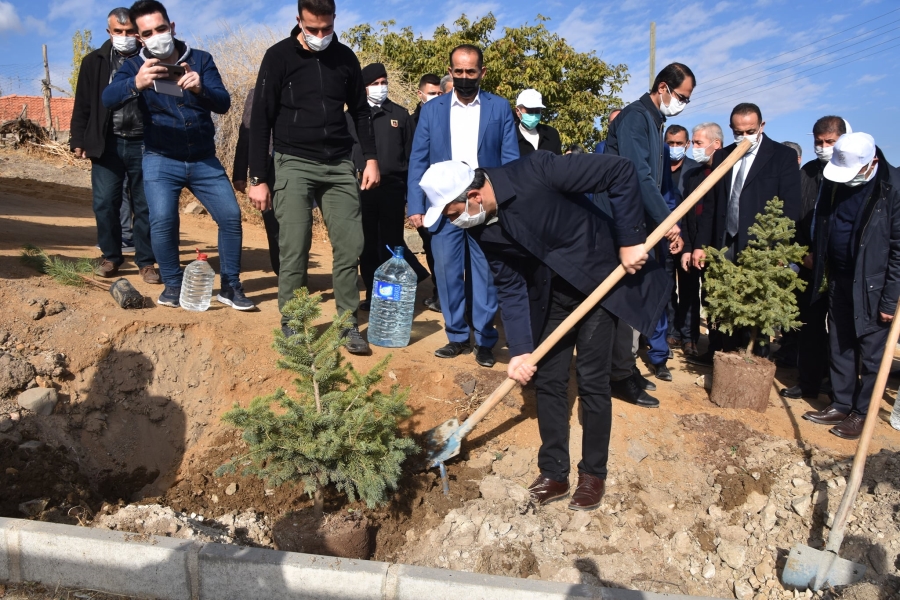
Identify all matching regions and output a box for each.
[70,0,899,510]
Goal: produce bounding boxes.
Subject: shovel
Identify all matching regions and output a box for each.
[782,300,900,591]
[422,139,753,492]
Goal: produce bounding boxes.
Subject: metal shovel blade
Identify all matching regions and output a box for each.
[783,544,866,591]
[420,417,461,468]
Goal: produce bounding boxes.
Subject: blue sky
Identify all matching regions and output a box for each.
[1,0,898,163]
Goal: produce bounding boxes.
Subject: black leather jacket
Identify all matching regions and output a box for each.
[108,48,143,138]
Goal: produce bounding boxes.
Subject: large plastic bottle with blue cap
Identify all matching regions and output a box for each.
[368,246,417,347]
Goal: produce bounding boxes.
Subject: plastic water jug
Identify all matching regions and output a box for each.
[368,246,417,347]
[180,249,215,311]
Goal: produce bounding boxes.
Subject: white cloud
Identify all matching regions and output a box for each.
[24,16,51,36]
[0,1,22,32]
[857,73,886,85]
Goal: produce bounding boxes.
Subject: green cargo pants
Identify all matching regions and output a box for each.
[273,152,363,326]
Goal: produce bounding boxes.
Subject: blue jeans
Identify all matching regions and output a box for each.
[91,135,153,266]
[142,152,243,288]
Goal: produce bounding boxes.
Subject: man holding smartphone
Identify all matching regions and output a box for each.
[103,0,254,311]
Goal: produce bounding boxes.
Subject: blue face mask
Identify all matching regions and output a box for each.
[669,146,686,161]
[520,113,541,130]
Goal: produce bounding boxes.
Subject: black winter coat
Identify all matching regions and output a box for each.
[515,122,562,157]
[469,151,671,356]
[811,148,900,336]
[70,40,141,157]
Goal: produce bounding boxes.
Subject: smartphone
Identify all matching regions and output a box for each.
[160,63,186,79]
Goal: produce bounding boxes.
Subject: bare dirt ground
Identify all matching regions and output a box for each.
[1,148,899,600]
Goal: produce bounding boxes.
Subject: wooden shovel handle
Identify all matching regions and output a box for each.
[825,300,900,553]
[456,139,754,439]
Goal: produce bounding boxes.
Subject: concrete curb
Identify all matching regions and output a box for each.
[0,517,723,599]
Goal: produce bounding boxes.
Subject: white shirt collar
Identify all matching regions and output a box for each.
[451,90,481,107]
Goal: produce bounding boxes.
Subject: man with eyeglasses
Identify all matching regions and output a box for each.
[103,0,254,311]
[690,102,801,363]
[600,63,695,406]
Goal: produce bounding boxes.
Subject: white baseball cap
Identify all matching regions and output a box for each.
[516,89,545,109]
[823,132,876,183]
[420,161,475,228]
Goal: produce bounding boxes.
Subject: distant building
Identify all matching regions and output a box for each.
[0,94,76,134]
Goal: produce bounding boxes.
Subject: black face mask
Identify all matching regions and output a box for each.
[453,77,481,98]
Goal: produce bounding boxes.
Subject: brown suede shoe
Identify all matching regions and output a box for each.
[682,342,699,357]
[95,259,119,278]
[802,404,849,425]
[830,413,865,440]
[568,472,605,511]
[527,474,569,505]
[140,265,161,284]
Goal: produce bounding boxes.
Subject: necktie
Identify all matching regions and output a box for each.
[727,156,747,237]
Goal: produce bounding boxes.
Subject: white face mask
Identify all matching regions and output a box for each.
[420,92,439,103]
[815,145,833,163]
[111,35,138,54]
[452,198,486,229]
[302,26,333,52]
[692,145,711,164]
[367,84,388,105]
[143,31,174,58]
[659,85,686,117]
[845,160,876,188]
[734,132,760,149]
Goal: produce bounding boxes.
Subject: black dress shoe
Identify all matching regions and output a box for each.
[359,300,371,312]
[341,325,370,355]
[653,361,672,382]
[779,385,818,399]
[527,474,570,505]
[830,413,865,440]
[423,296,441,313]
[434,341,471,358]
[611,376,660,408]
[568,472,606,511]
[474,345,495,368]
[802,404,849,425]
[632,366,656,391]
[686,351,714,366]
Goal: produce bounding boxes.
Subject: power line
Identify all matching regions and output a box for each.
[689,40,900,113]
[696,31,900,105]
[701,19,900,95]
[701,5,900,86]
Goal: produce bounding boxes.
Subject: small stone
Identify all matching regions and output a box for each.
[567,510,591,531]
[0,416,13,432]
[726,465,737,475]
[718,541,747,569]
[30,305,45,320]
[743,490,768,514]
[735,581,755,600]
[211,494,219,504]
[834,476,846,487]
[16,387,58,415]
[467,451,495,470]
[791,495,811,518]
[45,301,65,316]
[702,563,716,579]
[755,558,773,581]
[183,201,207,215]
[19,440,44,451]
[673,530,693,554]
[628,440,649,463]
[709,505,725,520]
[19,498,48,517]
[225,483,238,496]
[478,476,508,501]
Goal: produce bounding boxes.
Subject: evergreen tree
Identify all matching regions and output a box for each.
[217,289,418,515]
[70,30,94,96]
[703,197,808,355]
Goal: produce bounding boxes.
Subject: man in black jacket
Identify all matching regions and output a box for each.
[514,89,562,157]
[779,116,850,399]
[357,63,419,308]
[419,153,668,511]
[803,133,900,440]
[248,0,379,354]
[690,102,801,363]
[70,7,158,285]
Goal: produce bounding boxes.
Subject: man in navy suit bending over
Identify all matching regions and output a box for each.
[407,44,519,368]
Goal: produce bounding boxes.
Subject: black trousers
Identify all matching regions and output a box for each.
[828,276,889,416]
[534,277,614,481]
[668,254,701,344]
[417,226,438,298]
[796,291,829,392]
[261,208,280,275]
[360,179,429,296]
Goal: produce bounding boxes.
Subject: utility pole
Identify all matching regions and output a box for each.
[41,44,55,140]
[649,22,656,90]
